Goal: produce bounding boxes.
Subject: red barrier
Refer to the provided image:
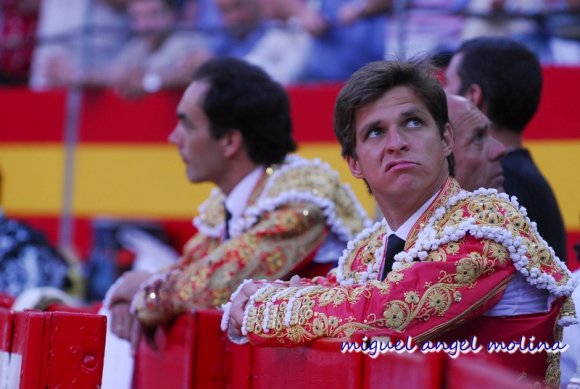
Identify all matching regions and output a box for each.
[0,308,106,388]
[134,309,230,389]
[132,311,534,389]
[363,349,444,389]
[250,338,363,388]
[447,355,526,389]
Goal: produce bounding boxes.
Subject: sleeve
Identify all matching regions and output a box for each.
[133,201,330,326]
[239,236,517,346]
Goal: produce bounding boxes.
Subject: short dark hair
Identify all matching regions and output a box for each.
[334,60,454,175]
[455,37,542,134]
[192,57,296,165]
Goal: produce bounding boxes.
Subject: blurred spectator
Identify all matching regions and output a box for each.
[460,0,551,61]
[385,0,463,60]
[0,0,40,85]
[197,0,310,85]
[547,0,580,64]
[321,0,461,64]
[30,0,131,90]
[286,0,387,82]
[40,0,208,99]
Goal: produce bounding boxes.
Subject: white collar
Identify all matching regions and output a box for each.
[385,189,440,240]
[224,166,264,221]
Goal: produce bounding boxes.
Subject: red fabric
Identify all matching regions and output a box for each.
[0,0,38,82]
[437,299,563,385]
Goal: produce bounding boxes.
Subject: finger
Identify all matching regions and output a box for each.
[130,319,142,355]
[110,304,125,338]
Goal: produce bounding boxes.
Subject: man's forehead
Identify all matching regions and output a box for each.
[451,104,489,135]
[362,86,429,113]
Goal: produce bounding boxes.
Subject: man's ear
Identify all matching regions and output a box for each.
[442,123,453,156]
[222,129,243,158]
[464,84,485,112]
[346,155,364,179]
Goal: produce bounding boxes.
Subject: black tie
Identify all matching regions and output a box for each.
[224,203,232,241]
[381,234,405,280]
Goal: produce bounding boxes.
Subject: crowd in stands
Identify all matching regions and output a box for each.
[1,0,580,89]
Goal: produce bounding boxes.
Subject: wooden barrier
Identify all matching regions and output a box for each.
[132,310,537,389]
[0,308,106,388]
[133,309,230,389]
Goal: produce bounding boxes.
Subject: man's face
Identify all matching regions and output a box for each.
[168,81,228,184]
[346,86,453,206]
[129,0,173,36]
[443,53,464,95]
[447,95,506,192]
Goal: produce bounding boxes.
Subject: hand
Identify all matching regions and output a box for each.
[114,68,148,100]
[108,270,152,306]
[229,282,263,337]
[109,301,142,351]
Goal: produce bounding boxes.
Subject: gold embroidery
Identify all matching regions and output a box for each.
[430,247,447,262]
[382,247,495,331]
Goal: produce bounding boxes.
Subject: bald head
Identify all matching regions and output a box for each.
[447,94,506,192]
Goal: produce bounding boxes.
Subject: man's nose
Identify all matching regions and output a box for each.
[386,129,408,152]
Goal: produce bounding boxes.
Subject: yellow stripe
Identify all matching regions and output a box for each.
[525,140,580,229]
[1,141,577,229]
[0,145,65,214]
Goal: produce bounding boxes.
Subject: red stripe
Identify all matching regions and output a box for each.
[79,89,181,143]
[525,67,580,140]
[0,89,66,142]
[289,83,343,142]
[1,67,579,143]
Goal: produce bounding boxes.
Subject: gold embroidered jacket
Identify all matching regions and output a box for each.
[133,155,371,325]
[230,178,576,348]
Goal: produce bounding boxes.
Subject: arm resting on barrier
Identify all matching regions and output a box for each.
[230,236,516,346]
[133,202,329,327]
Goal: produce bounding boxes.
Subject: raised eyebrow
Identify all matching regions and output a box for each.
[399,107,427,119]
[358,119,382,136]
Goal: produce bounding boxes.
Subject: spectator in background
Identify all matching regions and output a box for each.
[460,0,550,61]
[547,0,580,64]
[0,0,40,85]
[326,0,463,63]
[277,0,387,82]
[447,93,506,192]
[40,0,208,99]
[193,0,310,85]
[30,0,131,90]
[444,36,568,263]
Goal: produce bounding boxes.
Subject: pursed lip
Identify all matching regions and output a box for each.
[385,160,417,172]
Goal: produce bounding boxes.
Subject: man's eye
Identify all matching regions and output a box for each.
[406,118,422,128]
[474,129,487,144]
[368,127,383,138]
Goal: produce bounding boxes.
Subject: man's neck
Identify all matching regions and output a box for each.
[218,159,261,196]
[378,174,448,231]
[490,126,523,151]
